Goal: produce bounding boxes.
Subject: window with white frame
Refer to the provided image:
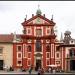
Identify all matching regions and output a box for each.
[17,60,22,66]
[17,45,22,52]
[46,28,51,35]
[56,53,60,58]
[28,59,31,66]
[56,46,60,51]
[46,44,50,52]
[46,52,50,58]
[27,45,32,52]
[36,29,42,36]
[27,28,32,35]
[28,53,31,58]
[36,40,42,52]
[17,53,22,58]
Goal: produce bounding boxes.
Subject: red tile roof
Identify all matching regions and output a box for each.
[0,34,14,43]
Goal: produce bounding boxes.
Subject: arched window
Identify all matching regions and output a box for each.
[27,45,32,52]
[46,45,50,52]
[36,40,42,52]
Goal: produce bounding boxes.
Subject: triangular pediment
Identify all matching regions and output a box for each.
[22,15,55,25]
[27,17,50,25]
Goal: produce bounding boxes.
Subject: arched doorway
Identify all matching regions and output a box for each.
[35,53,42,71]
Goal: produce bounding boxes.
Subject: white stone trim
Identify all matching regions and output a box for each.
[23,44,27,58]
[23,44,25,58]
[51,44,54,58]
[41,43,43,52]
[34,27,36,36]
[41,26,43,36]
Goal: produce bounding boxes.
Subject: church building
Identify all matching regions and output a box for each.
[0,7,75,72]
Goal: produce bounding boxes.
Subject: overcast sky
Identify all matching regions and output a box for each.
[0,1,75,39]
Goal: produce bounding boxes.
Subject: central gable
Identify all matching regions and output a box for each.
[22,15,55,26]
[28,17,50,25]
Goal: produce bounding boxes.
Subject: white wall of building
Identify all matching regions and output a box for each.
[0,43,13,68]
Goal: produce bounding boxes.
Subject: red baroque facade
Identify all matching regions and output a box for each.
[12,9,75,72]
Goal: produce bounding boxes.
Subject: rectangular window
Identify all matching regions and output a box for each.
[0,48,3,54]
[46,45,50,52]
[18,53,21,58]
[27,28,32,35]
[18,61,21,64]
[28,53,31,58]
[28,29,30,34]
[46,53,50,58]
[17,60,22,66]
[36,40,42,52]
[27,45,32,52]
[69,49,75,57]
[46,28,51,35]
[17,52,22,59]
[28,59,31,66]
[56,53,59,58]
[17,45,22,51]
[56,46,60,51]
[70,50,72,57]
[36,29,42,36]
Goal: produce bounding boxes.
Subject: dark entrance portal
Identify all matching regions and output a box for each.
[0,60,3,70]
[35,59,41,71]
[70,60,75,71]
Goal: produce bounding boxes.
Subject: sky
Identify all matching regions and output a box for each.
[0,1,75,40]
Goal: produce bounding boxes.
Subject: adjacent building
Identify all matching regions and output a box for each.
[0,34,13,70]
